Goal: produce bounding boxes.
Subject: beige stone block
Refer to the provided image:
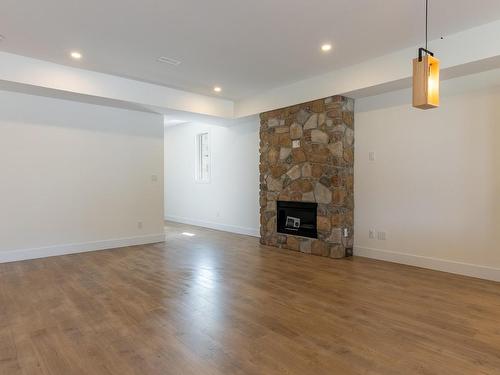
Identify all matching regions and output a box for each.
[328,142,343,158]
[317,216,331,232]
[304,113,318,130]
[311,240,328,256]
[343,147,354,164]
[345,127,354,146]
[268,147,279,163]
[318,112,326,126]
[279,147,291,160]
[328,228,342,244]
[292,148,306,163]
[343,111,354,127]
[266,176,283,191]
[311,129,329,144]
[290,123,303,139]
[286,236,300,251]
[330,245,345,259]
[307,144,330,163]
[311,164,323,178]
[286,165,301,180]
[266,216,276,232]
[275,126,289,134]
[268,118,280,127]
[333,188,347,205]
[300,240,311,254]
[301,162,312,177]
[314,183,332,204]
[302,191,315,202]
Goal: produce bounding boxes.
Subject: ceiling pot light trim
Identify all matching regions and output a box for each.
[412,0,440,109]
[157,56,181,66]
[70,51,82,60]
[321,43,332,52]
[213,86,222,93]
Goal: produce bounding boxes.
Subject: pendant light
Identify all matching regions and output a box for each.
[413,0,440,109]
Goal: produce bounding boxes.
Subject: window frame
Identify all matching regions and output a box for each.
[194,131,211,184]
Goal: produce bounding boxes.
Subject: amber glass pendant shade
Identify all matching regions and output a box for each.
[413,54,440,109]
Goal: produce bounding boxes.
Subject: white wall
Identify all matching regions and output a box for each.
[355,74,500,281]
[0,90,165,262]
[164,118,260,236]
[164,70,500,281]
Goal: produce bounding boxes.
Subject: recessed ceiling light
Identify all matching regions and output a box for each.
[213,86,222,93]
[321,43,332,52]
[182,232,195,237]
[157,56,181,66]
[70,51,82,60]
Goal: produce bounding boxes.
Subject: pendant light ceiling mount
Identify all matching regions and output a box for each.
[412,0,440,110]
[418,47,433,61]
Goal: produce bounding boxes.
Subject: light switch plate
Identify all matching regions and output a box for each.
[292,140,301,148]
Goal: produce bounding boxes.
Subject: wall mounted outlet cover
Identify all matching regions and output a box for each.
[292,140,301,148]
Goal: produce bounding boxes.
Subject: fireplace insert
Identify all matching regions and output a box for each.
[276,201,318,239]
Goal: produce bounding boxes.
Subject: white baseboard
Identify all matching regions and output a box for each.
[0,233,166,264]
[165,215,259,237]
[354,246,500,282]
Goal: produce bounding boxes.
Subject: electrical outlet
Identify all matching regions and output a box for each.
[137,221,143,229]
[377,231,386,240]
[151,174,158,182]
[343,228,349,237]
[369,151,376,161]
[369,229,375,239]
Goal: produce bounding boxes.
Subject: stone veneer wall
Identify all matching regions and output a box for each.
[259,95,354,258]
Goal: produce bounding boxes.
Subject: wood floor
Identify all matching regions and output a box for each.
[1,223,500,374]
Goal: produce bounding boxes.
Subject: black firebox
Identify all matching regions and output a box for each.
[276,201,318,239]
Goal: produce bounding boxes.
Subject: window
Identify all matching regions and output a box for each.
[195,132,210,182]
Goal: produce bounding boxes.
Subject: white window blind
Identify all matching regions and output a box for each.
[195,132,210,182]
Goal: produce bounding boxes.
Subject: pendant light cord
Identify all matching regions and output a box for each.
[418,0,433,60]
[425,0,429,52]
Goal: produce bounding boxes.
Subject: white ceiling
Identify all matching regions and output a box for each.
[1,0,500,101]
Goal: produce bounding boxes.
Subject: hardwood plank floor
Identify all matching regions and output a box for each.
[1,222,500,374]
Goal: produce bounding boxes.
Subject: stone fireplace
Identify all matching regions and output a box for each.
[259,95,354,258]
[277,200,318,239]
